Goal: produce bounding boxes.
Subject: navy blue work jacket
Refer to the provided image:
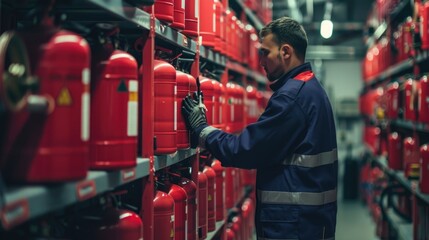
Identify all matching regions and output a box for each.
[199,62,338,240]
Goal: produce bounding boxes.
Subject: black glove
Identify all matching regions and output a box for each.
[182,94,208,148]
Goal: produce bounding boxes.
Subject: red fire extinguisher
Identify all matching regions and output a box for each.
[246,85,258,124]
[403,78,417,122]
[182,0,199,38]
[90,207,144,240]
[200,77,215,125]
[218,82,226,131]
[419,75,429,123]
[224,168,235,209]
[386,82,399,119]
[225,224,235,240]
[420,144,429,193]
[152,60,177,154]
[225,82,235,133]
[403,137,420,179]
[203,163,216,232]
[387,132,402,170]
[171,0,185,30]
[177,70,191,149]
[199,0,215,47]
[159,172,188,240]
[211,80,221,129]
[0,31,35,169]
[211,159,225,221]
[214,0,224,53]
[174,175,198,240]
[420,1,429,50]
[236,84,245,131]
[3,15,90,182]
[154,0,174,24]
[89,24,138,170]
[198,170,208,239]
[154,190,175,240]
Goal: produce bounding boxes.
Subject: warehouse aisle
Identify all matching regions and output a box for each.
[336,191,378,240]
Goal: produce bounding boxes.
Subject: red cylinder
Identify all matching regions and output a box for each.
[235,84,245,132]
[388,132,402,170]
[225,82,236,133]
[421,2,429,50]
[164,180,188,240]
[212,80,221,129]
[171,0,185,30]
[211,159,225,221]
[231,214,242,240]
[177,70,191,149]
[90,50,138,170]
[154,0,174,23]
[420,144,429,193]
[226,227,235,240]
[246,85,258,124]
[419,75,429,123]
[3,26,90,182]
[214,0,224,53]
[403,17,416,58]
[218,83,226,131]
[199,0,215,47]
[153,60,177,154]
[203,165,216,232]
[154,190,175,240]
[386,82,399,119]
[92,208,143,240]
[198,171,208,239]
[224,168,235,209]
[403,137,420,179]
[403,78,417,121]
[200,77,215,125]
[225,10,234,59]
[183,0,199,38]
[176,177,198,240]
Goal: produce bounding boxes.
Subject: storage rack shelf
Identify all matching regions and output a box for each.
[0,148,195,230]
[372,156,429,205]
[154,149,196,171]
[206,220,226,240]
[365,51,429,87]
[229,0,264,31]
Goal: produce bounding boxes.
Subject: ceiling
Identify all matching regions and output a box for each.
[271,0,375,59]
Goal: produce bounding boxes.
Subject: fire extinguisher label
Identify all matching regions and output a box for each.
[128,80,138,137]
[81,68,90,141]
[213,3,216,33]
[182,0,185,9]
[195,0,199,20]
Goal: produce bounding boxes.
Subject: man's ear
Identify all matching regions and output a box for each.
[280,44,293,59]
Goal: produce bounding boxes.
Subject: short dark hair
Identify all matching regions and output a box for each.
[259,17,308,60]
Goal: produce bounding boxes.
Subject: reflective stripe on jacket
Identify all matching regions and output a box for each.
[201,62,338,240]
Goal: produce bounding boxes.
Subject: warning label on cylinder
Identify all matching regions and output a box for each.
[57,87,72,106]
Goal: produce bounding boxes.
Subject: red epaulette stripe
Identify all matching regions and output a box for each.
[294,70,314,82]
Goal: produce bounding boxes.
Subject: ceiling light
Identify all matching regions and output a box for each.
[320,20,333,39]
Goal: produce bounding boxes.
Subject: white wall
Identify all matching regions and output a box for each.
[323,60,363,100]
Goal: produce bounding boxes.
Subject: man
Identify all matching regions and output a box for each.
[182,16,337,240]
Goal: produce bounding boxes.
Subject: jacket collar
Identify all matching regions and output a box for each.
[269,62,312,91]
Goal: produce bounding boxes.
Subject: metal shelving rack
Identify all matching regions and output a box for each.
[0,0,266,238]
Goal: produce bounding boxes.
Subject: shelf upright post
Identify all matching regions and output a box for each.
[139,6,156,240]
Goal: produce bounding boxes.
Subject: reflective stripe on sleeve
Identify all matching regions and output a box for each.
[257,189,337,205]
[199,126,219,148]
[282,149,338,167]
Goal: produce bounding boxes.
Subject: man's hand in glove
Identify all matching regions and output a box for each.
[181,94,209,148]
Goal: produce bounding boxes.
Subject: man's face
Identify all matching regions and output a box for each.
[259,33,286,82]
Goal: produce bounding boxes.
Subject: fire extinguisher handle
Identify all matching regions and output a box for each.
[26,95,50,113]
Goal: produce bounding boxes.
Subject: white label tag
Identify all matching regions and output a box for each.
[195,0,199,19]
[213,3,216,32]
[81,93,90,141]
[174,85,177,131]
[127,102,138,136]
